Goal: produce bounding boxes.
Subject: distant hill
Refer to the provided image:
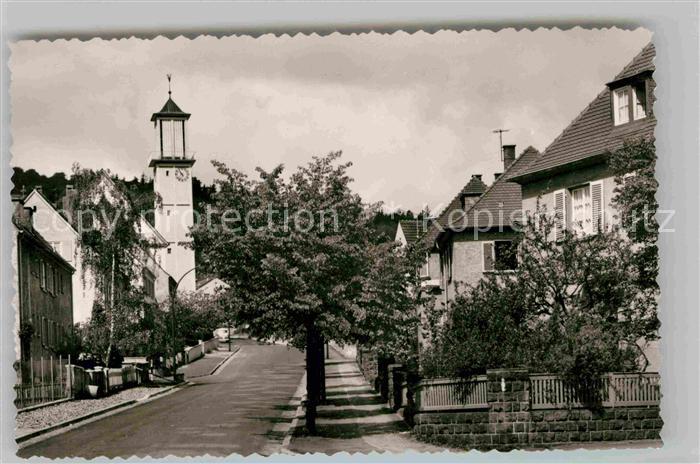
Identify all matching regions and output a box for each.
[11,167,215,214]
[370,209,418,243]
[13,167,415,244]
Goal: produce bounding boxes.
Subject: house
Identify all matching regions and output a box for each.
[23,175,176,324]
[421,145,539,308]
[509,43,655,235]
[439,146,540,302]
[12,197,74,362]
[23,186,95,324]
[508,43,658,371]
[195,276,230,295]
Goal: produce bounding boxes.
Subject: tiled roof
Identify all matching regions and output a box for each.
[196,276,216,289]
[448,147,541,230]
[612,42,655,82]
[419,146,539,246]
[12,202,75,271]
[510,43,655,182]
[398,220,425,245]
[461,176,488,195]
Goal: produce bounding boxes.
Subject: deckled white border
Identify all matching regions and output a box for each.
[2,2,699,462]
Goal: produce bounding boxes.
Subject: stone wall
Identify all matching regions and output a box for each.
[413,368,662,450]
[356,348,378,387]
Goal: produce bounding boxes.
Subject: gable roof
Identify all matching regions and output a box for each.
[461,176,488,196]
[448,146,541,231]
[196,276,216,289]
[13,201,75,271]
[23,188,79,236]
[397,220,424,245]
[611,42,655,82]
[419,146,539,247]
[509,43,655,183]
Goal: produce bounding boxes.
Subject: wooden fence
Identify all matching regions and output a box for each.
[14,355,71,409]
[413,372,660,412]
[529,372,660,409]
[415,376,489,412]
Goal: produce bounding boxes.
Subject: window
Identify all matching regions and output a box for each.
[440,242,453,284]
[143,269,156,300]
[633,85,647,120]
[41,317,48,347]
[614,88,630,125]
[613,82,648,126]
[47,265,55,296]
[553,180,604,239]
[40,260,47,290]
[419,253,430,279]
[166,170,169,176]
[483,240,518,272]
[570,185,592,235]
[167,248,172,254]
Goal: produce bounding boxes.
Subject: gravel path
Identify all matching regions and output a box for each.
[16,386,169,432]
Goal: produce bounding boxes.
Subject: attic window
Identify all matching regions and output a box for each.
[613,82,647,126]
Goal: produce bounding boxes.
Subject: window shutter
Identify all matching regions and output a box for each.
[483,242,494,272]
[553,189,567,240]
[590,180,604,233]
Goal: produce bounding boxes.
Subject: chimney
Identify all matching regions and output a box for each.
[494,172,502,181]
[35,185,43,194]
[502,144,516,170]
[473,174,482,181]
[62,184,77,213]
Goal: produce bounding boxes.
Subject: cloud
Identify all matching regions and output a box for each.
[10,28,652,212]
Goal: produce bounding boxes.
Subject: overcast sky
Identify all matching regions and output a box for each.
[10,28,651,213]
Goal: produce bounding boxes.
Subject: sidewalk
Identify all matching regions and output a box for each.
[177,345,237,379]
[287,350,449,454]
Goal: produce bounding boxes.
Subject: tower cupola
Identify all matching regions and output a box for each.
[150,74,193,166]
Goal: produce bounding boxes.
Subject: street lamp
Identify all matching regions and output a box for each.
[170,267,196,381]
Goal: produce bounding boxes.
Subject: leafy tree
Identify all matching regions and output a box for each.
[193,152,419,433]
[174,292,226,346]
[421,139,659,396]
[69,166,163,366]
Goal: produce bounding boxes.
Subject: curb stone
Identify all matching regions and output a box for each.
[279,372,307,454]
[209,346,241,376]
[16,382,188,447]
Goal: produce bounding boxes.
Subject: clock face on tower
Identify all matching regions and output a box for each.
[174,168,190,182]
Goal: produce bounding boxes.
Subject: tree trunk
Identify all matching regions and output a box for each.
[305,324,320,435]
[105,253,116,367]
[318,335,326,403]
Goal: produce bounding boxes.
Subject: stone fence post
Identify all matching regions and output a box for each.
[485,368,531,448]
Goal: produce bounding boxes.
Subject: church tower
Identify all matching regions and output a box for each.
[149,76,196,293]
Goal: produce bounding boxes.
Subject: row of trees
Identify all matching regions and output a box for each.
[419,140,659,393]
[191,152,427,433]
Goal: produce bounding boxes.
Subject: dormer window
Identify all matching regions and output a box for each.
[613,81,648,126]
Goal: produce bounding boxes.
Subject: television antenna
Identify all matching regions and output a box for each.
[492,128,510,162]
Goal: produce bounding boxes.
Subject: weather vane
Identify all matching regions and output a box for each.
[167,73,172,96]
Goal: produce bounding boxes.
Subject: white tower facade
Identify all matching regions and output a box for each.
[149,83,196,293]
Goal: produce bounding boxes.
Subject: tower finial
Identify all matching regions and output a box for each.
[167,73,172,96]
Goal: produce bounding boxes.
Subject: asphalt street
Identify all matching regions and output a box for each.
[18,340,305,458]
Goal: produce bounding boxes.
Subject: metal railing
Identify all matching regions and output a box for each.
[415,376,489,412]
[14,355,71,409]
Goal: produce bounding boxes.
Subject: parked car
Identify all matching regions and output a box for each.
[213,327,230,341]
